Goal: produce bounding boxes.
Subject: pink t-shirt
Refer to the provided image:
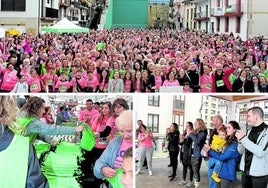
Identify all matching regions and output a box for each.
[55,80,70,92]
[124,80,132,92]
[138,132,154,148]
[87,77,99,90]
[91,115,111,149]
[154,75,163,89]
[99,80,108,92]
[27,76,41,92]
[70,77,88,92]
[20,70,31,80]
[106,116,116,139]
[200,74,212,93]
[1,70,18,91]
[78,108,99,126]
[135,80,141,92]
[113,139,132,169]
[41,73,58,86]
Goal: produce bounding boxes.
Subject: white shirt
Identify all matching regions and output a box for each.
[10,82,28,93]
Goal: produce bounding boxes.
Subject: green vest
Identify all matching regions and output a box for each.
[0,135,29,188]
[12,117,36,143]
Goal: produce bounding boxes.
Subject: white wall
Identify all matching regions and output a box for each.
[0,0,39,18]
[134,94,174,137]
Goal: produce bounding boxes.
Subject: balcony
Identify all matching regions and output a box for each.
[211,7,225,17]
[224,4,243,17]
[194,11,209,21]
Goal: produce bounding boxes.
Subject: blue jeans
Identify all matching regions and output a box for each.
[207,158,217,188]
[210,157,222,173]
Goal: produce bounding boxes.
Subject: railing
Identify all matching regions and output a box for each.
[210,7,225,16]
[195,11,208,19]
[225,4,242,14]
[211,4,243,16]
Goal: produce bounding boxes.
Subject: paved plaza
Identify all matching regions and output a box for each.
[136,151,242,188]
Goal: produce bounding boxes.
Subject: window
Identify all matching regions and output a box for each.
[217,18,220,32]
[1,0,26,11]
[265,101,268,109]
[211,110,216,115]
[225,17,229,32]
[174,114,184,126]
[148,114,159,133]
[174,100,184,109]
[148,95,160,106]
[236,17,241,33]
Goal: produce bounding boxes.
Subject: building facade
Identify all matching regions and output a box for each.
[0,0,92,35]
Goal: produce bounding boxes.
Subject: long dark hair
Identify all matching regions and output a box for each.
[140,124,147,133]
[172,122,178,132]
[226,121,240,145]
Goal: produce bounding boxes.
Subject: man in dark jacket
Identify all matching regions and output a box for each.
[185,62,200,92]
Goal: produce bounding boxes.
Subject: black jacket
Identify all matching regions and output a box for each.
[167,130,180,152]
[179,135,193,165]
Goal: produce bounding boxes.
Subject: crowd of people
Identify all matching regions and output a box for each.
[0,96,133,188]
[0,28,268,93]
[136,107,268,188]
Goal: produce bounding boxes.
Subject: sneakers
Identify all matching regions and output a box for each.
[212,172,221,183]
[194,181,200,188]
[168,174,177,178]
[148,171,153,176]
[136,169,142,175]
[186,181,193,187]
[178,180,187,186]
[169,175,177,182]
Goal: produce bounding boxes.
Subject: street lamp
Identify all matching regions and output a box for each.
[199,101,208,117]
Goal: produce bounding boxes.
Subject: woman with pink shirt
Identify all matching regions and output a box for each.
[133,71,142,92]
[98,69,109,93]
[162,71,180,86]
[124,71,133,93]
[83,101,115,187]
[54,72,71,92]
[136,124,154,176]
[19,64,31,80]
[86,60,99,80]
[27,69,41,93]
[200,63,213,93]
[0,63,18,92]
[153,64,165,92]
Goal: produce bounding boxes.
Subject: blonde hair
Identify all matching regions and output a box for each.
[195,118,207,133]
[0,96,18,126]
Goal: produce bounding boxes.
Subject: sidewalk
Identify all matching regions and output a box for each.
[136,151,242,188]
